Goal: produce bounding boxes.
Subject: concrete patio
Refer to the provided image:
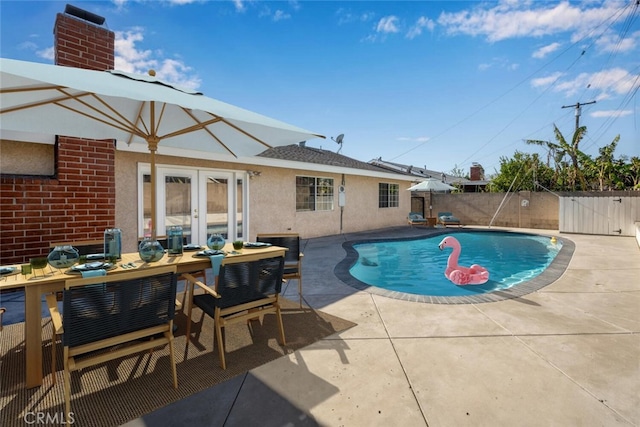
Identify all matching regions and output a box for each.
[124,226,638,426]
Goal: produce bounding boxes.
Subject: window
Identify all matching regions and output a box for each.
[379,183,399,208]
[296,176,334,211]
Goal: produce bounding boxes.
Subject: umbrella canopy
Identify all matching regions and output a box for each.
[407,178,456,192]
[0,58,324,236]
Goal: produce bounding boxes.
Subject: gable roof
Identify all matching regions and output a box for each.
[259,144,391,173]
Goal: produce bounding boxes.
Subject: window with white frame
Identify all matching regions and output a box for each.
[378,183,399,208]
[296,176,334,211]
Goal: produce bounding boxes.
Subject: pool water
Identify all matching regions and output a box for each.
[349,231,562,297]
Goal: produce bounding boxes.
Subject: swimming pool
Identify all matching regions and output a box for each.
[338,230,574,303]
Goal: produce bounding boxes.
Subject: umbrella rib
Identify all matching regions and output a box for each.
[1,86,148,141]
[158,108,272,157]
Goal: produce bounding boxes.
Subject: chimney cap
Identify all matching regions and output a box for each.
[64,4,105,25]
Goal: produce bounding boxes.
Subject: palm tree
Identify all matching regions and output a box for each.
[526,124,588,191]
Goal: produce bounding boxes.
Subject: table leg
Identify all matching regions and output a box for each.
[25,285,44,388]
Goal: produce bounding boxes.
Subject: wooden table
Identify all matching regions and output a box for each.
[0,244,286,388]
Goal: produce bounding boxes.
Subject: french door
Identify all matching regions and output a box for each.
[139,165,248,244]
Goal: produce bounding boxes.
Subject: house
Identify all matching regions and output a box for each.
[0,5,413,264]
[370,158,490,192]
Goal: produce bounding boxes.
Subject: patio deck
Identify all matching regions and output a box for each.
[124,226,639,426]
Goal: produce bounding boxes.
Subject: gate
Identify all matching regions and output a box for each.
[559,194,639,236]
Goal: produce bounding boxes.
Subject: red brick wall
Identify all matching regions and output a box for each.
[0,138,115,264]
[0,10,116,264]
[54,13,114,70]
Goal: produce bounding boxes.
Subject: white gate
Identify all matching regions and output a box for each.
[559,195,639,236]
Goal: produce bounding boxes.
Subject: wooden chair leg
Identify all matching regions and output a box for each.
[51,324,57,385]
[184,282,194,353]
[276,304,286,345]
[167,321,178,389]
[63,348,71,424]
[215,318,226,370]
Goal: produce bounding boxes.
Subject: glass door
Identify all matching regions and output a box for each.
[197,171,247,243]
[139,165,247,246]
[157,168,199,243]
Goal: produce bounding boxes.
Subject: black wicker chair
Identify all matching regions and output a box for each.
[183,255,285,370]
[256,233,304,307]
[47,265,178,421]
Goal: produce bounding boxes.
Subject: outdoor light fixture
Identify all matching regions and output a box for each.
[247,170,261,178]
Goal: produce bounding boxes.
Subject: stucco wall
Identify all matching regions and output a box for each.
[115,151,411,250]
[249,167,410,239]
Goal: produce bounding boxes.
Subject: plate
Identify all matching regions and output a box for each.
[243,242,272,248]
[183,244,203,251]
[193,249,225,258]
[0,266,17,276]
[69,262,115,273]
[86,253,105,260]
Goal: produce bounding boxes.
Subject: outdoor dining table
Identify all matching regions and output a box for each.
[0,243,287,388]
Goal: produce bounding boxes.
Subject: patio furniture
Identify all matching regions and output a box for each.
[408,212,428,226]
[0,307,5,331]
[256,233,304,307]
[437,212,462,227]
[46,265,179,420]
[183,255,286,370]
[2,244,286,389]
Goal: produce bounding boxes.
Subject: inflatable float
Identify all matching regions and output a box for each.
[438,236,489,285]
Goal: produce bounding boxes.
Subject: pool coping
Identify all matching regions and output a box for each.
[334,228,575,304]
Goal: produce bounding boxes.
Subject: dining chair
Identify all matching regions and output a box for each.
[182,255,285,370]
[46,265,179,421]
[256,233,304,307]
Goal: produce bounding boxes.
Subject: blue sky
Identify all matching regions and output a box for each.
[1,0,638,176]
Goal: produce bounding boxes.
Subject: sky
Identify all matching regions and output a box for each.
[1,0,638,176]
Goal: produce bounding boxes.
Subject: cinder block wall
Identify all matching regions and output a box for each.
[0,12,115,264]
[426,191,559,229]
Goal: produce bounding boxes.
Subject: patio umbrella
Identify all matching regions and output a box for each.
[0,58,324,237]
[407,178,456,218]
[407,178,456,192]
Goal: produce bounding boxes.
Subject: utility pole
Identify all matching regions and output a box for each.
[561,100,596,132]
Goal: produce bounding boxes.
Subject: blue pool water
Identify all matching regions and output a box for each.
[349,231,562,297]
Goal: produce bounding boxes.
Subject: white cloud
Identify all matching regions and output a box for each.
[406,16,435,40]
[376,16,400,34]
[273,10,291,22]
[590,109,633,118]
[533,68,634,99]
[531,72,564,88]
[114,29,201,90]
[232,0,245,12]
[594,30,640,53]
[437,0,629,48]
[336,8,375,25]
[532,42,561,59]
[37,46,54,61]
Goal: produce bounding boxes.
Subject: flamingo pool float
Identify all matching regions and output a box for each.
[438,236,489,285]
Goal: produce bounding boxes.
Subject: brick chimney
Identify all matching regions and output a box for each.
[0,5,120,265]
[54,4,114,70]
[470,163,485,181]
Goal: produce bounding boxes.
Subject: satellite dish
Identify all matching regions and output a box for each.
[331,134,345,153]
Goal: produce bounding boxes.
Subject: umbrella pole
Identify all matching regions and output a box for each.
[148,102,158,240]
[148,138,159,240]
